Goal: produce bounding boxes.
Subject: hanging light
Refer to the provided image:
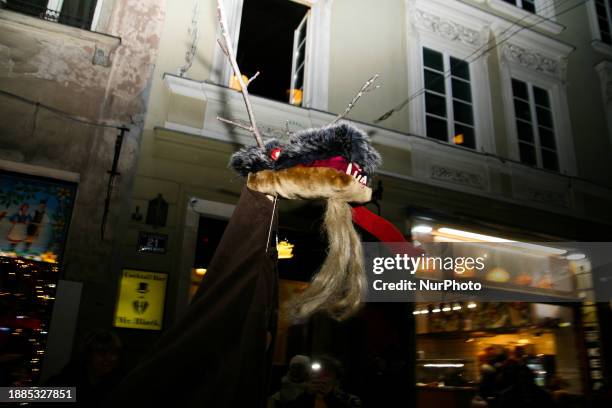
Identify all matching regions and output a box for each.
[277,240,295,259]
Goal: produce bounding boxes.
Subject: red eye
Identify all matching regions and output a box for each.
[270,147,282,161]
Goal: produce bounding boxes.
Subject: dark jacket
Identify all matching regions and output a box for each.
[108,185,279,407]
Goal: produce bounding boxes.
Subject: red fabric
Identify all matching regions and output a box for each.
[299,156,363,176]
[352,206,424,257]
[352,206,406,243]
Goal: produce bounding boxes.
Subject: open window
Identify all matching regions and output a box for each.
[237,0,310,106]
[212,0,331,110]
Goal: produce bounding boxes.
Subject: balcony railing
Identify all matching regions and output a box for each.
[2,0,97,30]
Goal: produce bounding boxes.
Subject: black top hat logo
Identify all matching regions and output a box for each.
[137,282,149,294]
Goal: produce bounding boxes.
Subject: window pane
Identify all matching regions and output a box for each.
[5,0,48,19]
[450,57,470,80]
[426,92,447,117]
[539,127,557,149]
[514,99,532,121]
[519,142,537,166]
[596,2,607,17]
[536,107,553,128]
[453,100,474,125]
[426,116,448,141]
[423,48,444,71]
[452,78,472,103]
[425,70,446,94]
[512,79,529,100]
[522,0,536,13]
[454,124,475,149]
[516,120,534,143]
[541,149,559,171]
[533,87,550,107]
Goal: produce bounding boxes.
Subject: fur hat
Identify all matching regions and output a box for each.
[229,122,381,203]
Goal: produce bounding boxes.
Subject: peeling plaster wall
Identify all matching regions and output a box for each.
[0,1,166,344]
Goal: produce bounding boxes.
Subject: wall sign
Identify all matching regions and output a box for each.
[137,231,168,254]
[114,269,167,331]
[581,302,604,392]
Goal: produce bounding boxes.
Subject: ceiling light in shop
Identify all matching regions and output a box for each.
[195,268,207,276]
[436,227,567,255]
[424,363,465,368]
[412,225,433,234]
[437,227,513,242]
[432,308,441,313]
[566,253,586,261]
[467,302,477,309]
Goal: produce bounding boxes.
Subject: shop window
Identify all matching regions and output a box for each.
[237,0,310,106]
[510,78,559,171]
[0,170,77,385]
[3,0,101,30]
[501,0,537,13]
[423,47,476,149]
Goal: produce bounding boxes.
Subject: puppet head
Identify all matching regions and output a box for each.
[230,121,381,321]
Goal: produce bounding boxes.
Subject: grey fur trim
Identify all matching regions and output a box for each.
[275,121,381,176]
[228,139,281,176]
[228,121,381,177]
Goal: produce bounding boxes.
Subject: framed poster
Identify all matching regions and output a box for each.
[0,171,77,263]
[113,269,168,331]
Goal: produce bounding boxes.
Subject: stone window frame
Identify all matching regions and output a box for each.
[486,0,563,34]
[404,0,496,153]
[497,34,576,175]
[586,0,612,57]
[209,0,332,111]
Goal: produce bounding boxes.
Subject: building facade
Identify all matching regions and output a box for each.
[106,0,612,403]
[4,0,612,402]
[0,0,166,383]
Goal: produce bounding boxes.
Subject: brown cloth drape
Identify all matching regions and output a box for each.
[108,185,279,407]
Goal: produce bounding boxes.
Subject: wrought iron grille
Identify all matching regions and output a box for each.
[2,0,97,30]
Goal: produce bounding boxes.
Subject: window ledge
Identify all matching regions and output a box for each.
[0,9,120,64]
[487,0,564,35]
[591,40,612,58]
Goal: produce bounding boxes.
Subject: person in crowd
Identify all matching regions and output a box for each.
[45,329,124,407]
[496,360,555,408]
[268,355,312,407]
[477,346,502,402]
[269,355,361,408]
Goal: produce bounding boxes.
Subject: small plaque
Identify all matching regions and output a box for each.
[138,232,168,254]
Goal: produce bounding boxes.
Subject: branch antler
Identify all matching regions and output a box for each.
[216,0,264,149]
[330,74,380,125]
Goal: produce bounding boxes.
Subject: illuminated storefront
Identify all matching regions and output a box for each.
[409,218,601,405]
[0,170,77,385]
